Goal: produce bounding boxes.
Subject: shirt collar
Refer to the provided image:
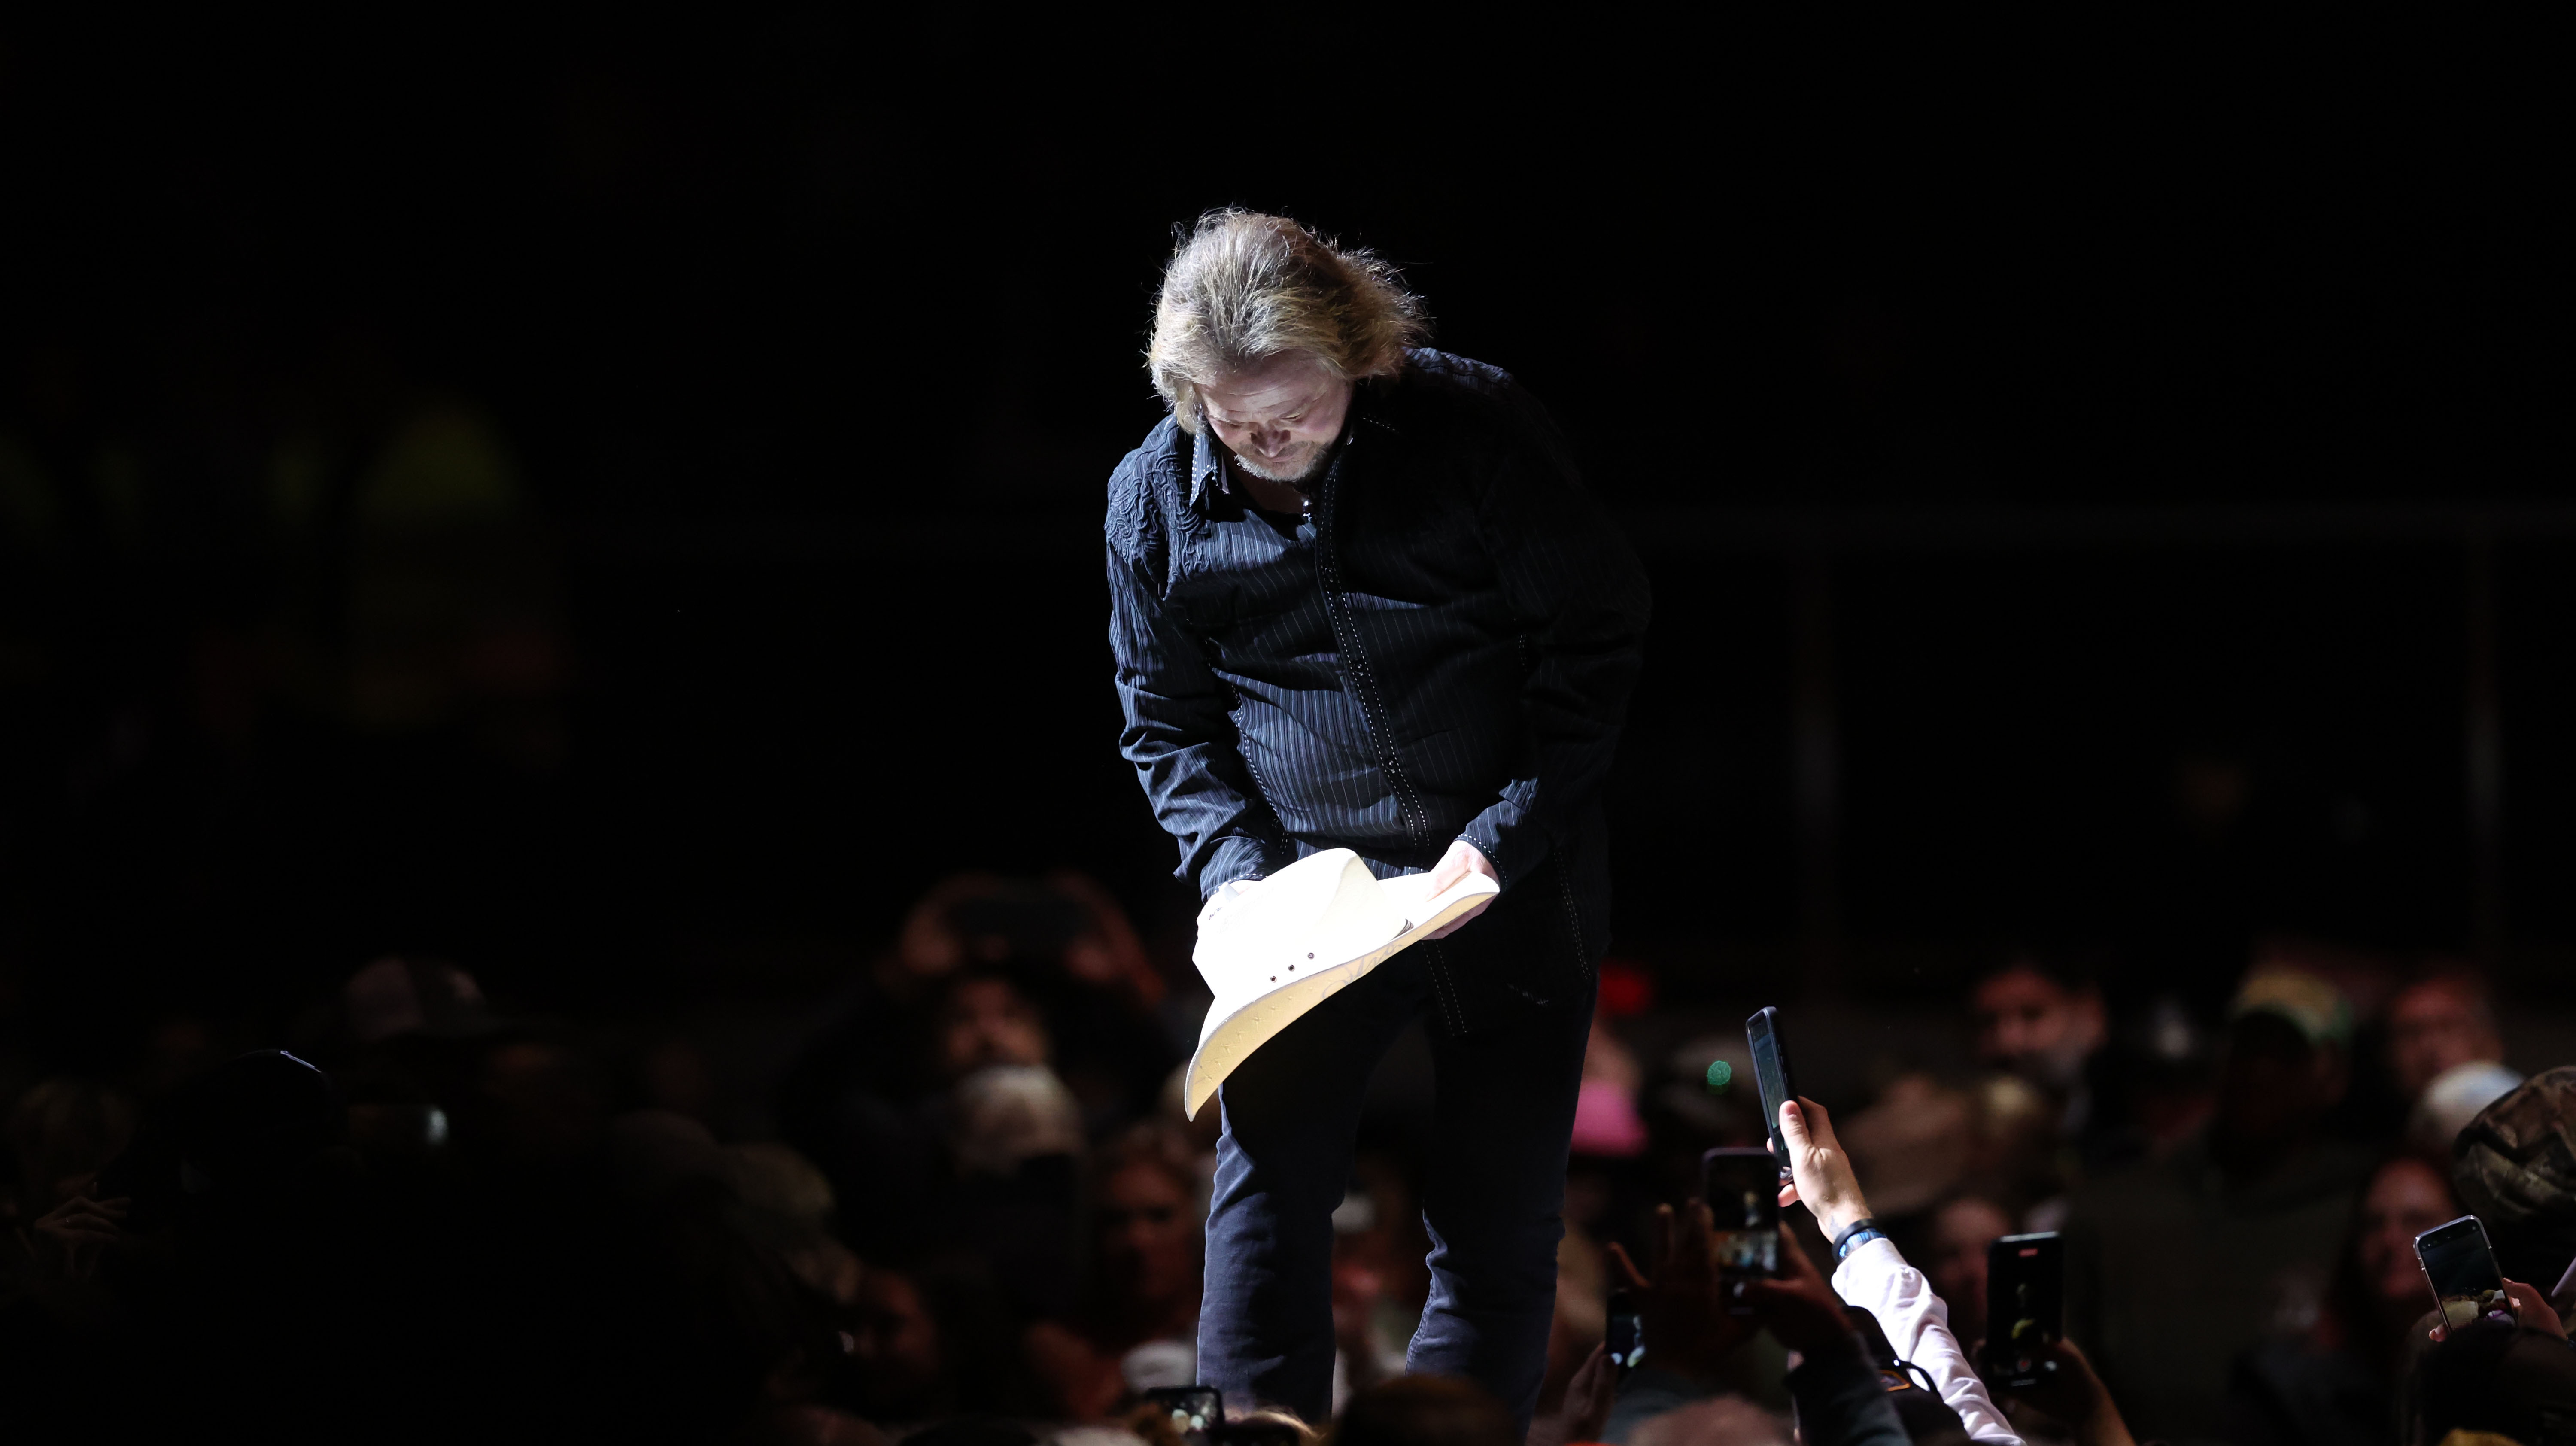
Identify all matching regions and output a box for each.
[1189,425,1227,510]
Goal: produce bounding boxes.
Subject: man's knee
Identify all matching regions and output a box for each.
[1422,1206,1565,1295]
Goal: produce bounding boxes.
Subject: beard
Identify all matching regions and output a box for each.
[1229,438,1335,490]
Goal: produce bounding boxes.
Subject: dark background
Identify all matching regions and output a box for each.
[1,20,2568,1065]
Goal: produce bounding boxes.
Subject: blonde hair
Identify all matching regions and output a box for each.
[1147,209,1428,434]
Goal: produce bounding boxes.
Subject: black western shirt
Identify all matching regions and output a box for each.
[1105,350,1651,1032]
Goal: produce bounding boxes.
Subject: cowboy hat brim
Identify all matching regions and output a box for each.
[1182,865,1500,1120]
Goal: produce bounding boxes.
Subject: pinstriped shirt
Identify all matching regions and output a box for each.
[1107,351,1650,1028]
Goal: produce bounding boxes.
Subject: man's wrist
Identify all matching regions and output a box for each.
[1831,1218,1886,1262]
[1811,1187,1874,1242]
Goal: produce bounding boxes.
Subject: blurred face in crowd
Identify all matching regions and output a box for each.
[479,1041,607,1163]
[1972,966,2107,1089]
[2215,1012,2345,1160]
[1200,353,1352,489]
[1925,1195,2015,1331]
[1095,1160,1200,1310]
[2354,1155,2459,1309]
[851,1267,943,1413]
[936,976,1050,1078]
[2388,978,2503,1100]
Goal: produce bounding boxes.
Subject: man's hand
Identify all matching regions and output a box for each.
[1996,1340,2137,1446]
[1774,1097,1872,1241]
[1607,1201,1753,1379]
[29,1182,127,1281]
[1196,876,1259,932]
[1742,1225,1857,1359]
[2427,1276,2568,1342]
[1531,1343,1617,1446]
[1424,840,1497,939]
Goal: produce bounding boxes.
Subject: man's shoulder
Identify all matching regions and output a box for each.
[1374,349,1572,473]
[1380,349,1525,425]
[1105,416,1192,567]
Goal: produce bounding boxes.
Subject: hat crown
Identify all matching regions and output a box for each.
[1194,850,1406,996]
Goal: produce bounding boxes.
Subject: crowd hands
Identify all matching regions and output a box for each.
[7,884,2576,1446]
[1513,943,2576,1446]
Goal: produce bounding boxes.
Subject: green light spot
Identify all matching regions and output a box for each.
[1705,1060,1732,1094]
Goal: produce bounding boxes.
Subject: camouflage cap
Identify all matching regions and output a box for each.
[2452,1065,2576,1287]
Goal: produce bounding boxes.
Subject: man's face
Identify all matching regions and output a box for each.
[1971,968,2105,1088]
[2354,1156,2457,1307]
[1095,1162,1198,1306]
[936,976,1049,1078]
[1925,1195,2015,1330]
[2388,980,2503,1100]
[2216,1012,2341,1150]
[1199,353,1352,488]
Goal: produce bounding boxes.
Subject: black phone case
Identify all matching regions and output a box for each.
[1746,1007,1796,1163]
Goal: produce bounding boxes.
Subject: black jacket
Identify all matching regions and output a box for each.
[1105,350,1650,1033]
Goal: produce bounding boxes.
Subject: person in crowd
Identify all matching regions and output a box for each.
[781,875,1172,1259]
[728,1140,865,1306]
[2387,970,2522,1154]
[1107,208,1651,1430]
[2224,1149,2461,1444]
[2406,1252,2571,1442]
[1777,1095,2139,1446]
[1971,957,2128,1174]
[3,1076,133,1229]
[849,1258,1033,1424]
[1025,1125,1206,1419]
[2066,967,2376,1442]
[2415,1313,2576,1446]
[1921,1194,2018,1334]
[2447,1066,2576,1319]
[1596,1180,1923,1446]
[2386,972,2506,1108]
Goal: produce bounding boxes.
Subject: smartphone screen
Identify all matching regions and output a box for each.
[1704,1146,1780,1313]
[1984,1232,2063,1388]
[1605,1288,1644,1377]
[1145,1386,1224,1446]
[2416,1215,2508,1331]
[1745,1007,1797,1170]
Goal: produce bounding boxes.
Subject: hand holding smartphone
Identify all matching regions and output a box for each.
[2415,1214,2510,1333]
[1145,1386,1223,1446]
[1745,1007,1797,1180]
[1703,1146,1782,1314]
[1604,1287,1644,1377]
[1981,1232,2063,1391]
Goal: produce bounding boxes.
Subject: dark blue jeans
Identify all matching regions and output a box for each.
[1195,948,1593,1427]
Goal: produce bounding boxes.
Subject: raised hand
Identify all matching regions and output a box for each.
[1773,1097,1873,1240]
[30,1182,128,1281]
[1606,1200,1754,1379]
[1740,1224,1858,1359]
[2427,1276,2567,1342]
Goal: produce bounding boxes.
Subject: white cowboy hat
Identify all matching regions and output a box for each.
[1182,848,1500,1120]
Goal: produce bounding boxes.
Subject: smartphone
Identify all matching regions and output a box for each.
[2416,1214,2509,1332]
[1745,1007,1798,1174]
[1982,1232,2063,1389]
[1703,1146,1781,1313]
[1605,1287,1644,1377]
[1145,1386,1224,1446]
